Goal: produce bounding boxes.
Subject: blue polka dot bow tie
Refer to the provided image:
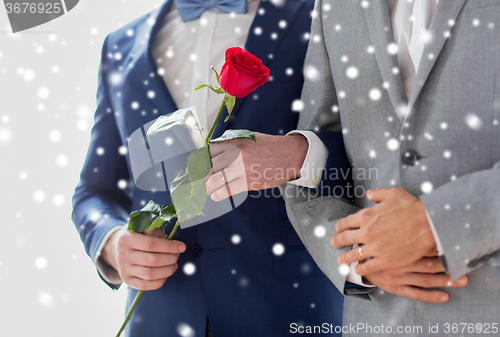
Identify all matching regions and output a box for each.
[174,0,248,22]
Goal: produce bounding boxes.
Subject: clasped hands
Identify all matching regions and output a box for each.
[332,187,468,303]
[205,133,469,303]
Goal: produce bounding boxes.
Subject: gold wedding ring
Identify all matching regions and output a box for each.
[359,246,367,260]
[219,170,228,185]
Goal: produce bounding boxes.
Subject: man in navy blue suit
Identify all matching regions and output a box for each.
[72,1,353,336]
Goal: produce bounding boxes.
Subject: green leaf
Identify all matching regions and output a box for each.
[187,145,213,196]
[211,66,221,85]
[195,84,209,90]
[128,212,153,233]
[146,109,200,137]
[225,94,236,116]
[127,200,161,232]
[148,216,165,231]
[210,129,256,143]
[141,200,161,216]
[170,169,207,223]
[159,204,177,221]
[212,86,226,94]
[148,205,177,232]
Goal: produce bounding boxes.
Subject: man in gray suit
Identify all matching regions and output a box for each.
[208,0,500,334]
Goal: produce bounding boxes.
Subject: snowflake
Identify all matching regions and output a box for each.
[35,257,48,269]
[386,138,399,151]
[338,264,349,276]
[177,323,195,337]
[421,181,433,194]
[304,65,320,81]
[49,130,62,142]
[272,243,285,256]
[291,100,304,112]
[369,88,382,101]
[117,180,127,189]
[465,113,482,130]
[387,43,399,55]
[313,225,326,238]
[38,291,55,308]
[53,194,65,207]
[37,87,50,99]
[0,127,12,143]
[346,66,359,79]
[183,262,196,276]
[231,234,241,245]
[33,190,46,202]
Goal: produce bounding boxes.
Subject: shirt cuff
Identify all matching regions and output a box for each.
[94,226,124,287]
[424,208,445,256]
[346,244,376,287]
[286,130,328,188]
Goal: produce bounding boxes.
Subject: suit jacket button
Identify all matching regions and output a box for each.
[467,258,480,269]
[191,245,203,258]
[402,150,420,166]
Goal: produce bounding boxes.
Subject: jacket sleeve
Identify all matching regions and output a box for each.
[419,161,500,281]
[284,0,372,299]
[71,36,132,290]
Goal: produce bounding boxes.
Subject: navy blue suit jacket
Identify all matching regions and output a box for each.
[72,1,352,336]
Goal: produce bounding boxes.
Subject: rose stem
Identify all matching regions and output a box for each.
[204,94,227,144]
[116,218,181,337]
[116,290,144,337]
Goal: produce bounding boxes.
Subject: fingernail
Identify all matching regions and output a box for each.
[440,294,449,302]
[337,256,342,264]
[458,277,467,285]
[178,244,185,252]
[335,223,339,232]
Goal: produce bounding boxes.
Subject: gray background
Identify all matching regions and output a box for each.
[0,1,163,336]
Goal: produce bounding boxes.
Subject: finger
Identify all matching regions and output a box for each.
[396,257,445,274]
[131,264,179,281]
[206,165,241,195]
[128,250,180,268]
[424,248,438,257]
[129,234,186,254]
[211,178,247,202]
[395,285,450,303]
[400,273,468,289]
[335,213,361,233]
[126,265,178,291]
[365,188,392,203]
[336,244,371,265]
[143,227,164,238]
[208,143,233,157]
[355,256,388,276]
[331,230,364,249]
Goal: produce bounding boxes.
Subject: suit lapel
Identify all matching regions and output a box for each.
[212,0,305,138]
[405,0,467,113]
[364,0,408,122]
[129,0,195,153]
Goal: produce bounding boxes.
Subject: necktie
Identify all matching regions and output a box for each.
[174,0,248,22]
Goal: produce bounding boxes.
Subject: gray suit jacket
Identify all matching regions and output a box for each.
[285,0,500,335]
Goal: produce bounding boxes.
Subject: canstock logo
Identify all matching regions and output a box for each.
[128,120,248,229]
[3,1,79,33]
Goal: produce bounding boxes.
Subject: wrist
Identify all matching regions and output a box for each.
[285,134,308,180]
[102,230,121,272]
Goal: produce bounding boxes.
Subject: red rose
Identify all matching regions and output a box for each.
[219,47,270,98]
